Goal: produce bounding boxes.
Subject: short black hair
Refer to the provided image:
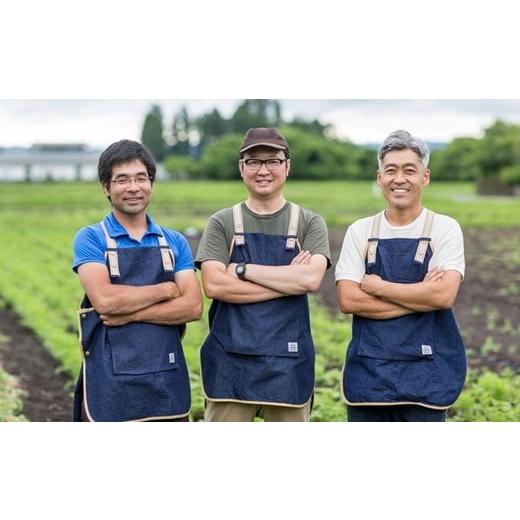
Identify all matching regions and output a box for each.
[98,139,157,185]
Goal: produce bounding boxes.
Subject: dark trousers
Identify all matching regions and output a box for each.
[347,404,447,422]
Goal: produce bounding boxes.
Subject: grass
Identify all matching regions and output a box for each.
[0,180,519,421]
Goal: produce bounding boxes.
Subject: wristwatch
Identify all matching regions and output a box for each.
[235,262,247,280]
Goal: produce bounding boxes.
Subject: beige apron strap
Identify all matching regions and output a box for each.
[414,209,435,264]
[157,231,175,273]
[232,202,245,246]
[285,203,300,250]
[100,221,120,277]
[366,211,383,265]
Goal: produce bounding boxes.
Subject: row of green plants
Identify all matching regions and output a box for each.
[0,182,518,420]
[0,368,26,422]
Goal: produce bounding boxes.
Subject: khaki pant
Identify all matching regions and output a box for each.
[205,399,312,422]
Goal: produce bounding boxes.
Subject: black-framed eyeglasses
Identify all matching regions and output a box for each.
[111,175,152,186]
[242,158,287,172]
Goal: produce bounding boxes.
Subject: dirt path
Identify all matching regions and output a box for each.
[0,306,73,421]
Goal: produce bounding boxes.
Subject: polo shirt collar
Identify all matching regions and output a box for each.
[104,212,163,238]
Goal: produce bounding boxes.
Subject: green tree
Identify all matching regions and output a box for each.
[171,106,191,156]
[195,108,229,151]
[141,105,166,161]
[429,137,481,181]
[230,99,282,134]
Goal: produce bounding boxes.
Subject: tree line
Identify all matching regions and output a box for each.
[141,102,520,191]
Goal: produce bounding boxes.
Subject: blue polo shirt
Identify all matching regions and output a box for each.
[72,212,194,274]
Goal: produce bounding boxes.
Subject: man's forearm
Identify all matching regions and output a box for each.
[339,289,413,319]
[204,272,287,304]
[376,280,453,312]
[123,293,203,325]
[94,281,177,315]
[244,262,325,295]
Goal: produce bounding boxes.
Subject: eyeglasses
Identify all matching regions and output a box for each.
[242,158,287,172]
[111,175,152,186]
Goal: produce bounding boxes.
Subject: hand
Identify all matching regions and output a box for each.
[423,267,446,283]
[100,313,134,327]
[227,263,238,278]
[360,274,385,296]
[166,281,181,299]
[290,250,312,265]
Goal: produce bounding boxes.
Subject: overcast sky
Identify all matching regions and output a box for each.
[1,99,520,148]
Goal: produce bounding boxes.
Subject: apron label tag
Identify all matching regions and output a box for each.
[288,342,298,353]
[169,352,176,364]
[421,345,432,355]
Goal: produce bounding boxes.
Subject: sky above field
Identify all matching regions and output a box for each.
[1,99,520,148]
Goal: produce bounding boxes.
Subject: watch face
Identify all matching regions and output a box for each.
[236,264,246,277]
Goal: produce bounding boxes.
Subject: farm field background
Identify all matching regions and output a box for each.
[0,180,519,421]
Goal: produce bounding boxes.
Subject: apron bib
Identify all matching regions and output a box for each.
[73,220,191,421]
[342,210,467,409]
[200,203,315,407]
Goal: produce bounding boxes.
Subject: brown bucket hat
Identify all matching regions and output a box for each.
[239,127,289,153]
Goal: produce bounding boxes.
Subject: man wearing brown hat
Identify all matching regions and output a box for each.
[196,127,330,421]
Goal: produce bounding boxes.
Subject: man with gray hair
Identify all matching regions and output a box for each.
[335,129,467,422]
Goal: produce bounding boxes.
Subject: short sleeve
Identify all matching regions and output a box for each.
[72,226,106,273]
[169,232,195,273]
[301,214,331,268]
[335,222,367,283]
[429,219,465,279]
[195,215,230,268]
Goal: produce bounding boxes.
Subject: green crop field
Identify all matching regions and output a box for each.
[0,180,519,421]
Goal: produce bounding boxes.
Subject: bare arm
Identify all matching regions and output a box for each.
[360,268,462,312]
[78,263,178,315]
[201,260,287,304]
[337,279,413,319]
[234,253,328,295]
[100,270,203,326]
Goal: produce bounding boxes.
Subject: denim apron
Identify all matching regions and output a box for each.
[200,203,315,407]
[342,210,467,409]
[73,219,191,421]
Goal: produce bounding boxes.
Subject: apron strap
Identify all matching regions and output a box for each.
[100,221,120,277]
[366,211,383,266]
[414,209,435,264]
[157,230,175,273]
[285,203,300,250]
[232,202,245,246]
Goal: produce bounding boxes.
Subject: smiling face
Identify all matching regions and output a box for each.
[377,148,430,213]
[103,159,153,217]
[239,146,290,201]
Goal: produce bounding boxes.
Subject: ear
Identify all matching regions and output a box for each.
[238,159,245,179]
[422,168,431,187]
[102,182,111,197]
[285,159,291,178]
[376,170,382,187]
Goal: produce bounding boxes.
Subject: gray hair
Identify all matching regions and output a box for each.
[377,130,430,168]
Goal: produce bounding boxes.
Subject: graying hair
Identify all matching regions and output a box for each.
[377,129,430,168]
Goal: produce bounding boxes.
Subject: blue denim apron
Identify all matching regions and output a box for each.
[343,211,467,409]
[74,220,191,421]
[200,203,315,406]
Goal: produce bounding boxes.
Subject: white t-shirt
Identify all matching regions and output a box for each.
[335,208,465,284]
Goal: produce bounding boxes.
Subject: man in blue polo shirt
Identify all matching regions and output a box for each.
[72,139,202,422]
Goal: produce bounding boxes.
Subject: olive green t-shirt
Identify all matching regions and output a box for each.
[195,201,330,268]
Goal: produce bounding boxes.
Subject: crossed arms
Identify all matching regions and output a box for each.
[337,267,462,320]
[200,250,328,304]
[78,263,203,327]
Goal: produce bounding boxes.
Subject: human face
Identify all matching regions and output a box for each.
[103,159,153,217]
[377,149,430,212]
[239,146,290,200]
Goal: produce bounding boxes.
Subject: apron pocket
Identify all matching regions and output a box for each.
[212,298,302,358]
[108,323,181,375]
[358,314,435,361]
